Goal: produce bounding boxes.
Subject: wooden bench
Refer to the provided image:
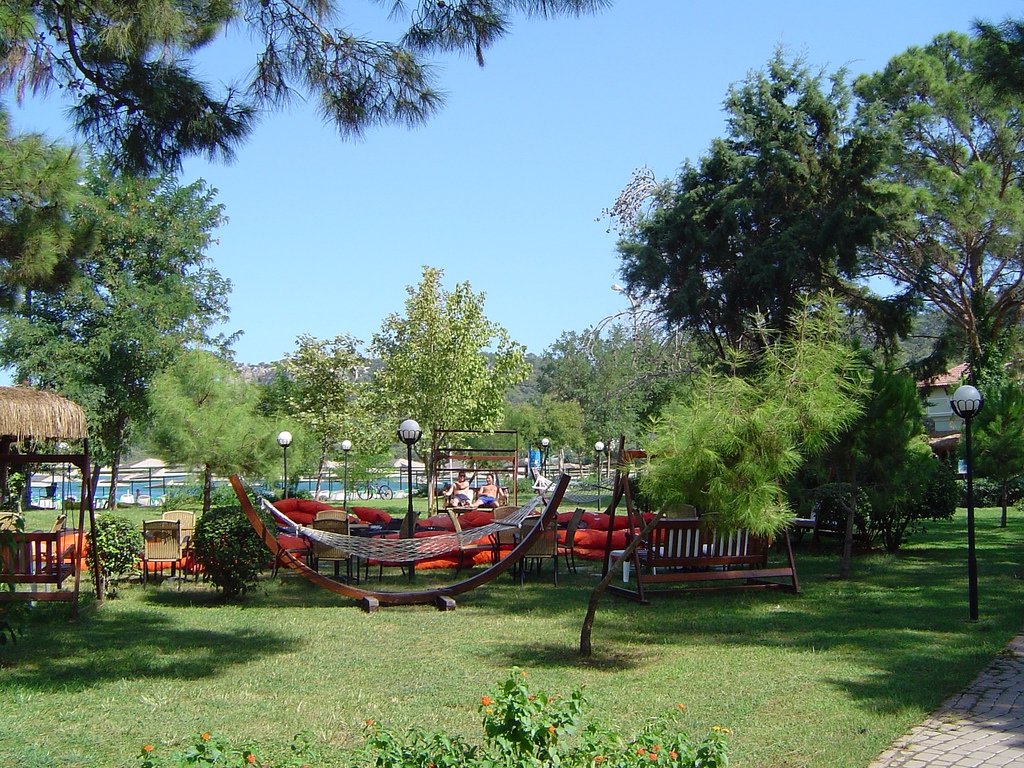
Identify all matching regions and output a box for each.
[0,531,79,602]
[607,518,799,602]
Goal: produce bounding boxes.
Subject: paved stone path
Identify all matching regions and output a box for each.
[869,634,1024,767]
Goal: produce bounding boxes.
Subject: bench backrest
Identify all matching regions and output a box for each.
[0,531,72,587]
[643,518,769,570]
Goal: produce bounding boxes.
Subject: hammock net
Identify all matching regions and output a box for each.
[264,495,546,564]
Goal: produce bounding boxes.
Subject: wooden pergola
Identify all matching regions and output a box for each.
[0,387,100,614]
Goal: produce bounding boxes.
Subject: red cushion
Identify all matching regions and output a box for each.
[272,498,336,525]
[349,506,393,525]
[458,510,493,529]
[420,514,456,531]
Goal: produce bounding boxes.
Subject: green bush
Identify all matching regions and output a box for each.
[970,475,1024,507]
[364,668,728,768]
[866,447,958,552]
[810,483,871,543]
[192,501,269,599]
[135,670,729,768]
[88,514,143,597]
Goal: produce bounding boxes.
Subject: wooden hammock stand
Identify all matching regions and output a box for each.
[230,472,569,612]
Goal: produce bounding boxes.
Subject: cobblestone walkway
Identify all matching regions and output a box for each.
[869,635,1024,767]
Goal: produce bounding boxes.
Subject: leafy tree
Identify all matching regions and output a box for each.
[0,160,233,505]
[974,16,1024,95]
[502,394,585,466]
[538,322,690,449]
[618,52,903,360]
[370,266,530,508]
[1,0,607,174]
[147,351,276,513]
[855,32,1024,382]
[640,295,864,536]
[0,108,90,307]
[973,381,1024,527]
[281,333,389,496]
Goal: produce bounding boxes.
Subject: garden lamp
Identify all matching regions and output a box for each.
[541,437,550,475]
[595,441,606,513]
[341,439,352,509]
[950,384,983,621]
[277,431,292,499]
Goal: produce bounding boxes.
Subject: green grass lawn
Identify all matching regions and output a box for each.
[3,506,1023,768]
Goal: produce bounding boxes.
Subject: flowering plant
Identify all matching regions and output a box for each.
[136,672,729,768]
[363,668,729,768]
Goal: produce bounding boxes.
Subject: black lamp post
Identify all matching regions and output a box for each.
[341,439,352,509]
[594,440,606,513]
[950,384,984,622]
[277,431,292,498]
[397,419,422,579]
[540,437,550,475]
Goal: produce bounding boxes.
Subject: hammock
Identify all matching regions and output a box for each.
[264,495,545,563]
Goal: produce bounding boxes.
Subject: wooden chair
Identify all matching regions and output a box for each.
[161,510,194,546]
[309,518,354,581]
[517,515,559,585]
[558,507,587,574]
[314,509,350,522]
[141,519,182,585]
[162,510,196,577]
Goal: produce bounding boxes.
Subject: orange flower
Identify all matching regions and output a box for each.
[365,719,376,727]
[548,725,556,734]
[246,754,256,764]
[669,751,678,760]
[649,754,659,761]
[201,733,211,741]
[528,694,536,701]
[637,747,647,755]
[652,745,660,752]
[594,757,605,764]
[676,703,686,711]
[481,695,493,706]
[142,745,154,753]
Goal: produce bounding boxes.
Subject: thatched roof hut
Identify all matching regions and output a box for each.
[0,386,88,442]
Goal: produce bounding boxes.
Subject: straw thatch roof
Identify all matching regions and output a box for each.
[0,387,88,442]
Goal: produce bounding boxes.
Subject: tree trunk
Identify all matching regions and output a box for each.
[1001,479,1008,528]
[314,452,326,499]
[203,464,212,514]
[839,463,857,580]
[580,513,663,656]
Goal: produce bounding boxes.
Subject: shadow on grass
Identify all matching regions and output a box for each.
[0,602,295,692]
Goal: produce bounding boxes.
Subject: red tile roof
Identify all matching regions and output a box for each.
[918,362,969,388]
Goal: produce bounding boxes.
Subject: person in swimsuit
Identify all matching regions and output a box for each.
[472,474,500,508]
[443,471,475,507]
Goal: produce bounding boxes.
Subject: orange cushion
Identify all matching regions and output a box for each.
[573,529,629,549]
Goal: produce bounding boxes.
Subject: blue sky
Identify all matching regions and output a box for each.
[7,1,1023,367]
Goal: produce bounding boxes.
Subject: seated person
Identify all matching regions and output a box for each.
[443,471,475,507]
[472,474,502,508]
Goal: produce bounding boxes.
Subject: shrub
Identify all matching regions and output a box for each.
[191,500,269,599]
[809,483,871,543]
[88,514,143,597]
[866,447,958,552]
[135,671,729,768]
[364,668,728,768]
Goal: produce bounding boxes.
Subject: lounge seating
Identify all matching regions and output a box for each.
[608,518,800,602]
[0,530,78,602]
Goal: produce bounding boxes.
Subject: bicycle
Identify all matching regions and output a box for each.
[356,480,393,500]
